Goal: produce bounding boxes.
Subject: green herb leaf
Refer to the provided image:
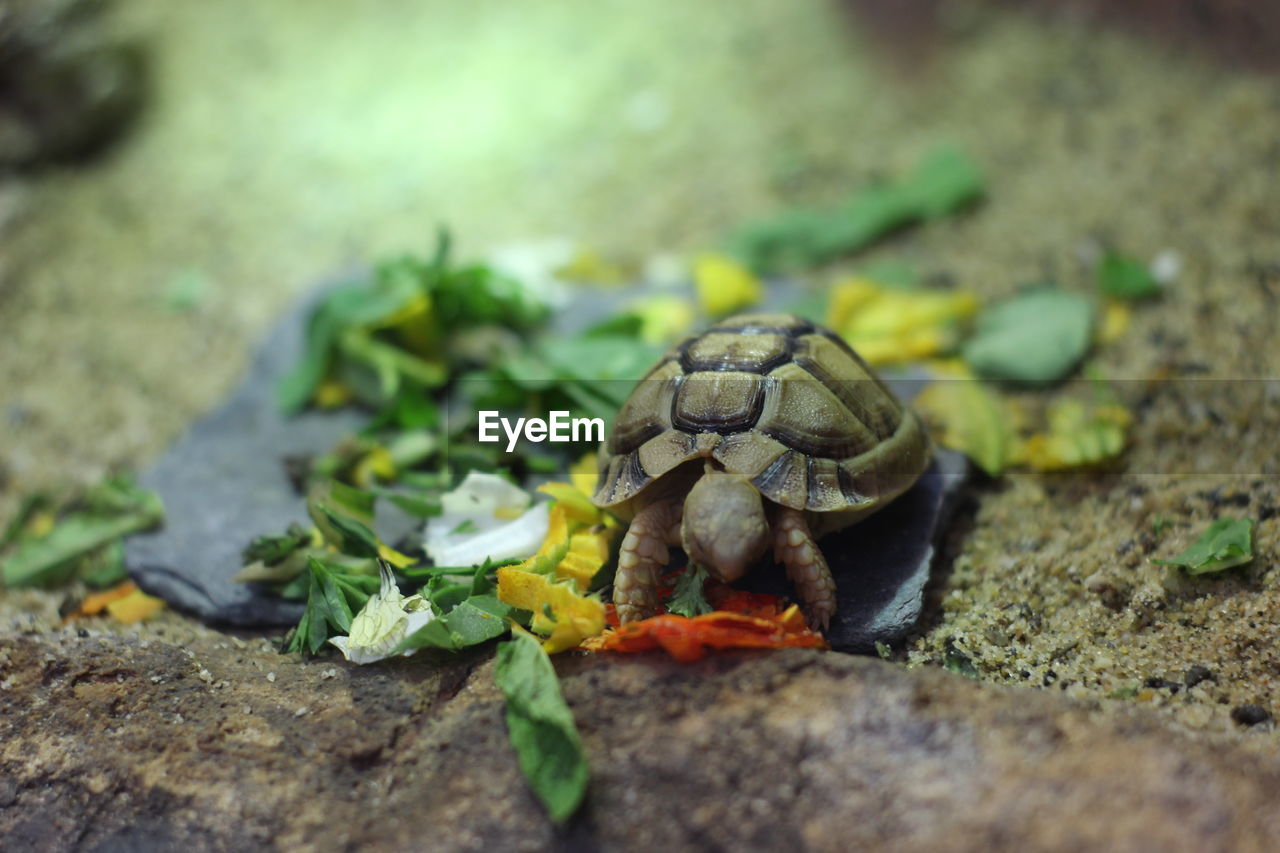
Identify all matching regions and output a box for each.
[494,631,589,823]
[284,559,380,654]
[666,564,712,617]
[1,493,51,548]
[241,523,311,566]
[1098,250,1161,301]
[962,286,1094,385]
[1153,517,1254,575]
[308,480,380,556]
[729,146,984,271]
[317,506,381,558]
[0,477,164,588]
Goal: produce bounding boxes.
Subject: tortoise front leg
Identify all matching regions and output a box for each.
[773,506,836,631]
[613,500,682,624]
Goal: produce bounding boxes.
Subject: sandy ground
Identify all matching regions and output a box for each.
[2,0,1278,741]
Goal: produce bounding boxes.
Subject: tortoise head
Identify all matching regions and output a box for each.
[680,466,770,583]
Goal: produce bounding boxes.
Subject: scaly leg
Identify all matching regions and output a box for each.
[613,500,682,624]
[773,507,836,631]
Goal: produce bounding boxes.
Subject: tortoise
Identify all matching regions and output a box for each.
[591,313,931,630]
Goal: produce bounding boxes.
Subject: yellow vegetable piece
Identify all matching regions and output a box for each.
[312,380,353,409]
[914,366,1019,477]
[106,588,165,623]
[537,482,602,526]
[497,567,606,653]
[825,277,977,366]
[377,543,417,569]
[694,253,763,317]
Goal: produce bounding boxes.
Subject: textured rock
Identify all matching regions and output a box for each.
[2,635,1278,852]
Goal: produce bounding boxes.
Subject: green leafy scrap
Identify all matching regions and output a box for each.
[284,559,382,655]
[962,286,1094,386]
[729,146,984,271]
[242,523,311,567]
[666,564,712,617]
[0,477,164,588]
[494,631,589,823]
[277,230,548,414]
[1153,517,1254,575]
[1098,250,1161,301]
[307,480,379,556]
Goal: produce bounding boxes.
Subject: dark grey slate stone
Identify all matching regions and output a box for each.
[738,447,969,653]
[124,290,366,626]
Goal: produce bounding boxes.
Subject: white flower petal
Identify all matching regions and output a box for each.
[427,502,549,567]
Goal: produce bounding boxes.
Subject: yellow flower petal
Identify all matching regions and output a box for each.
[496,567,606,653]
[377,543,417,569]
[826,276,977,365]
[105,588,165,623]
[694,253,763,316]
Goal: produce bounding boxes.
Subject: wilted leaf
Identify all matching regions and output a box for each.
[914,371,1018,477]
[494,630,589,823]
[1098,250,1161,301]
[1153,517,1254,575]
[730,146,984,271]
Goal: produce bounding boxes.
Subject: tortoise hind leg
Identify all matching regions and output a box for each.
[773,506,836,631]
[613,500,682,624]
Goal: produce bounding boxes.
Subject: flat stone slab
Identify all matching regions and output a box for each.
[125,284,969,642]
[124,290,363,626]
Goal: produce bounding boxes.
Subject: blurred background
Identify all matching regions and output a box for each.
[2,0,1279,517]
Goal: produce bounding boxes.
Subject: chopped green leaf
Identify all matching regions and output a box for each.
[666,564,712,617]
[242,523,311,566]
[1098,250,1161,301]
[0,477,164,588]
[1153,517,1254,575]
[1,493,51,548]
[942,640,979,678]
[1107,685,1140,700]
[284,559,380,654]
[1151,515,1173,537]
[962,286,1094,385]
[494,631,589,823]
[81,540,129,589]
[317,506,381,558]
[308,480,379,556]
[875,640,893,660]
[729,146,984,271]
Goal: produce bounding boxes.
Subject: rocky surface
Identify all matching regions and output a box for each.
[3,636,1279,851]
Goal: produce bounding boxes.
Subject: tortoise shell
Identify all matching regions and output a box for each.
[592,313,930,531]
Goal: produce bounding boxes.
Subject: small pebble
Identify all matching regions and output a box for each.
[266,671,276,683]
[1184,665,1214,689]
[1230,704,1272,727]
